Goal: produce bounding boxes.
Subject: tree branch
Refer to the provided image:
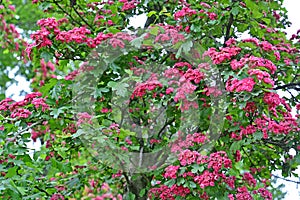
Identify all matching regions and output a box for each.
[272,174,300,184]
[72,5,95,33]
[5,120,43,146]
[224,14,234,46]
[52,0,82,27]
[274,82,300,91]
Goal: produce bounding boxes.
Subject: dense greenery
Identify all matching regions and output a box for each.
[0,0,299,199]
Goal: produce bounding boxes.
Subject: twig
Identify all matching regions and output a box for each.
[5,120,43,146]
[52,0,82,27]
[274,82,300,91]
[272,174,300,184]
[73,5,95,33]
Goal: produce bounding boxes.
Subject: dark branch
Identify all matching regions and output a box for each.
[224,13,234,46]
[274,82,300,91]
[272,174,300,184]
[52,0,82,27]
[72,5,95,33]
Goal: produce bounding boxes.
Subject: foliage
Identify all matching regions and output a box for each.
[0,0,300,199]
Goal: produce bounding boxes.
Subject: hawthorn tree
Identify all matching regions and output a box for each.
[0,0,300,200]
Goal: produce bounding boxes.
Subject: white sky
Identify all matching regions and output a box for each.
[5,1,300,198]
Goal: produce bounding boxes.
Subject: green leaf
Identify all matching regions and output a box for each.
[231,7,239,16]
[147,11,157,17]
[108,27,120,34]
[182,40,193,54]
[5,166,18,178]
[188,181,197,188]
[40,51,52,62]
[230,140,243,152]
[149,26,159,35]
[130,37,143,48]
[40,79,58,96]
[253,131,263,140]
[139,188,146,197]
[50,108,64,119]
[127,192,136,200]
[3,49,9,54]
[72,129,85,139]
[165,179,176,187]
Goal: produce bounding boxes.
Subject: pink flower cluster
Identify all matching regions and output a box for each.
[183,69,204,84]
[248,69,274,87]
[171,132,208,153]
[247,56,277,74]
[119,0,139,11]
[37,17,61,33]
[174,7,197,20]
[230,125,256,140]
[234,186,253,200]
[263,92,281,108]
[163,165,180,179]
[148,184,190,200]
[174,81,197,102]
[0,92,50,119]
[29,17,129,57]
[31,98,50,111]
[193,170,217,188]
[226,77,256,92]
[243,172,256,187]
[242,38,276,52]
[30,27,52,48]
[56,27,91,43]
[131,75,163,99]
[76,112,93,126]
[208,151,232,172]
[10,108,32,119]
[256,188,272,200]
[154,25,185,45]
[178,149,200,166]
[204,46,241,64]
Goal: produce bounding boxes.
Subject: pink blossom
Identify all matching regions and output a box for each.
[194,170,216,188]
[163,165,180,179]
[263,92,281,108]
[225,38,236,46]
[178,149,199,166]
[200,2,211,9]
[109,38,125,48]
[260,41,274,51]
[56,27,91,43]
[183,69,204,84]
[31,98,50,111]
[166,87,174,94]
[11,108,32,119]
[226,77,256,92]
[204,47,241,64]
[131,76,162,99]
[207,12,217,20]
[258,188,272,200]
[236,187,253,200]
[50,193,64,200]
[76,112,93,126]
[274,51,281,60]
[174,7,197,20]
[8,5,16,12]
[243,172,256,187]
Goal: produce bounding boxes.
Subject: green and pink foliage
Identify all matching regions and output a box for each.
[0,0,299,199]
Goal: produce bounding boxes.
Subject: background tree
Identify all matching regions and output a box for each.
[0,0,299,200]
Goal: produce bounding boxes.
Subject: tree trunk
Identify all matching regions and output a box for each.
[128,174,149,200]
